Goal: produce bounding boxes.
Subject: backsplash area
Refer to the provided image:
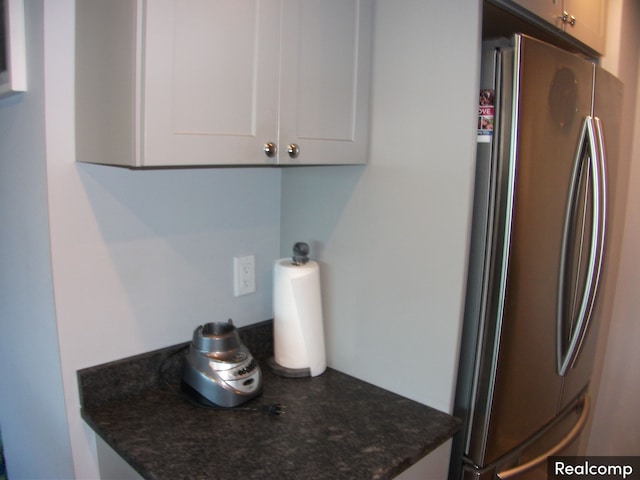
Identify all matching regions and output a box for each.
[77,320,274,410]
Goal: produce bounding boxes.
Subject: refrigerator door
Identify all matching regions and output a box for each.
[465,35,595,467]
[559,66,623,410]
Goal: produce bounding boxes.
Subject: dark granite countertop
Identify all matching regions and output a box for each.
[78,321,460,480]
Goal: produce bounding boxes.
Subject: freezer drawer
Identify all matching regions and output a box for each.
[462,394,588,480]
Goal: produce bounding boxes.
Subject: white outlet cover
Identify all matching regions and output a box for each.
[233,255,256,296]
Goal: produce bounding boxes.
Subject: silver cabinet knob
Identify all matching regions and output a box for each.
[287,143,300,159]
[264,142,277,158]
[561,11,576,26]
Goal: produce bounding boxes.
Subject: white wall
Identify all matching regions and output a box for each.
[280,6,481,477]
[1,1,282,478]
[18,0,640,477]
[281,0,481,414]
[0,1,75,478]
[2,1,481,477]
[1,3,481,477]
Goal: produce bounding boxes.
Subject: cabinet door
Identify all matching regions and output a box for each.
[511,0,563,29]
[511,0,605,54]
[142,0,281,167]
[563,0,606,54]
[278,0,373,165]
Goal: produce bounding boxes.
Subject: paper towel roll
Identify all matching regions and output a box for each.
[273,258,326,377]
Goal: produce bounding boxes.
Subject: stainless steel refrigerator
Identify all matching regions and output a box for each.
[449,34,623,479]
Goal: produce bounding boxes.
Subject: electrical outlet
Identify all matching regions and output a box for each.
[233,255,256,296]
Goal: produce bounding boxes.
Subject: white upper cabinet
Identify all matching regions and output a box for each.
[142,1,281,167]
[278,1,372,165]
[562,0,606,54]
[511,0,606,54]
[511,0,561,27]
[76,0,373,167]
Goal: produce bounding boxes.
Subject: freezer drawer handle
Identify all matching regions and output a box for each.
[496,395,590,479]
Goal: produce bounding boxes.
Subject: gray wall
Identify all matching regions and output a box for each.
[281,0,482,412]
[1,1,282,477]
[0,1,74,478]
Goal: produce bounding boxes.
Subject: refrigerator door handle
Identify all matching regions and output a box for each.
[570,117,607,364]
[496,395,590,479]
[556,116,605,376]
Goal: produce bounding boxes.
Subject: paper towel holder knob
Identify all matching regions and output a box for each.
[292,242,310,265]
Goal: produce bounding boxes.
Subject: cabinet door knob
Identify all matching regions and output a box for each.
[287,144,300,159]
[561,11,576,26]
[264,142,277,158]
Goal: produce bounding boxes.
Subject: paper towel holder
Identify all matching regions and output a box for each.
[267,357,312,378]
[292,242,310,266]
[270,241,312,377]
[269,241,325,378]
